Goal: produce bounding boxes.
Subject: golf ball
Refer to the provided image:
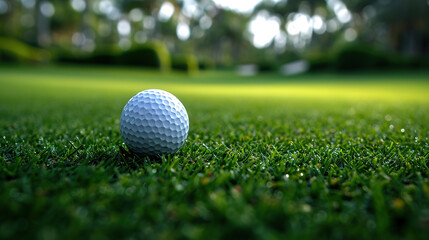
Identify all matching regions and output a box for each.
[120,89,189,156]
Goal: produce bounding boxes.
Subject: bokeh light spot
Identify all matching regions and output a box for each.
[326,19,339,33]
[177,22,190,41]
[20,14,35,27]
[248,11,280,48]
[119,38,131,50]
[143,16,155,29]
[70,0,86,13]
[21,0,35,9]
[159,2,174,22]
[134,31,147,44]
[312,15,326,34]
[129,8,143,22]
[213,0,261,14]
[0,0,9,14]
[344,28,357,42]
[117,20,131,36]
[40,1,55,18]
[199,15,212,30]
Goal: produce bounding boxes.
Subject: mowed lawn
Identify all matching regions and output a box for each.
[0,65,428,240]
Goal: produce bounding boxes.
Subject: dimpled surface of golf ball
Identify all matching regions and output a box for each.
[120,89,189,156]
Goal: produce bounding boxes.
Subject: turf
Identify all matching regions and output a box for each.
[0,65,428,240]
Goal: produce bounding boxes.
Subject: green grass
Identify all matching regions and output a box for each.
[1,65,429,240]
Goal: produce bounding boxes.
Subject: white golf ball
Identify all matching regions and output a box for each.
[120,89,189,156]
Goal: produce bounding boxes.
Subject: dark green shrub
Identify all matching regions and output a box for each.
[56,50,118,65]
[56,45,122,65]
[172,54,199,74]
[0,37,49,63]
[279,51,301,64]
[333,43,429,71]
[418,56,429,68]
[308,57,334,71]
[119,41,171,71]
[198,58,215,70]
[333,43,391,71]
[55,51,81,64]
[305,51,335,72]
[86,52,118,65]
[306,44,428,72]
[257,59,278,72]
[387,54,417,69]
[57,41,171,71]
[56,51,87,64]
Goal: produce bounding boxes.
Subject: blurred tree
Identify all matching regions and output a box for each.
[202,9,249,65]
[119,0,162,38]
[1,0,426,67]
[253,0,334,60]
[345,0,429,56]
[35,0,50,47]
[256,0,327,15]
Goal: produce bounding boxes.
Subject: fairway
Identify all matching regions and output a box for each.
[1,66,429,239]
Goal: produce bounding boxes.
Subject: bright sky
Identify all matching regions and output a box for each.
[212,0,264,14]
[210,0,287,48]
[248,11,281,48]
